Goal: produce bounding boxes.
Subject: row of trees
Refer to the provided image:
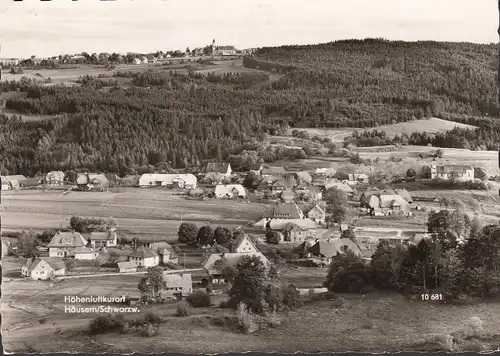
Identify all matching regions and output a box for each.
[177,222,246,250]
[325,209,500,300]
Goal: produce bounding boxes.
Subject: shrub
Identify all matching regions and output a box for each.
[144,311,162,325]
[140,323,157,337]
[467,316,484,337]
[236,302,259,334]
[186,290,211,308]
[121,321,130,334]
[176,300,192,317]
[88,314,123,334]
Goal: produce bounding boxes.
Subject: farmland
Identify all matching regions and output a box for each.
[1,188,267,239]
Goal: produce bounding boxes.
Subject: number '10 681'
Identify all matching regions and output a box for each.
[421,293,443,301]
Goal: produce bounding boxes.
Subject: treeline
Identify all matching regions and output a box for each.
[327,210,500,301]
[251,39,499,126]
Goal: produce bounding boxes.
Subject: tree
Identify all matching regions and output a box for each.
[94,254,105,271]
[265,231,281,245]
[435,149,444,158]
[65,258,77,271]
[222,265,239,283]
[228,255,267,312]
[108,251,119,264]
[282,284,301,310]
[177,222,198,245]
[17,231,40,258]
[341,227,356,242]
[324,251,369,293]
[186,290,211,307]
[264,284,283,312]
[324,187,349,224]
[214,226,232,245]
[36,230,56,244]
[370,241,408,290]
[243,172,258,189]
[138,266,166,299]
[474,167,487,181]
[427,209,470,239]
[197,225,215,247]
[406,168,417,179]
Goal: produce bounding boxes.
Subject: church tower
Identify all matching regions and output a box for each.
[211,39,216,58]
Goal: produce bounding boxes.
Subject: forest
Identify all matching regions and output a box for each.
[1,38,499,175]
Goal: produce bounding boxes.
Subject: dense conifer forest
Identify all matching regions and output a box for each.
[1,39,499,175]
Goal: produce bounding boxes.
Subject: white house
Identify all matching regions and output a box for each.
[141,56,149,64]
[48,231,88,258]
[45,171,65,185]
[89,229,118,249]
[4,175,27,190]
[138,174,197,189]
[162,272,193,298]
[203,162,232,178]
[149,241,179,264]
[117,261,138,273]
[69,246,98,260]
[214,184,246,199]
[430,159,474,181]
[127,247,159,267]
[133,58,142,65]
[254,202,318,230]
[1,176,9,190]
[76,173,109,190]
[21,257,65,280]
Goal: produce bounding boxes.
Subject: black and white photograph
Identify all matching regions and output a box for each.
[1,0,500,353]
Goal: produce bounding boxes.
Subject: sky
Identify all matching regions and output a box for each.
[0,0,497,58]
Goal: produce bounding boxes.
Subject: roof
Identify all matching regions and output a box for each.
[203,252,270,275]
[306,204,325,216]
[47,231,87,248]
[128,247,158,259]
[204,162,231,174]
[23,257,65,272]
[138,173,197,187]
[89,230,117,241]
[5,175,27,182]
[308,238,362,259]
[149,242,178,258]
[117,261,138,269]
[104,174,120,183]
[76,173,109,186]
[294,171,313,183]
[69,246,96,255]
[394,189,413,203]
[282,222,308,232]
[216,45,236,51]
[280,190,296,200]
[368,194,410,211]
[324,180,354,193]
[262,202,303,219]
[262,167,287,175]
[163,273,192,289]
[20,178,41,187]
[436,164,473,174]
[314,228,341,240]
[232,234,258,252]
[214,184,246,197]
[46,171,65,180]
[348,173,369,181]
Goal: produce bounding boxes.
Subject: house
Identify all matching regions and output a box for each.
[203,162,232,177]
[141,56,149,64]
[76,173,109,191]
[19,178,42,188]
[395,188,413,204]
[1,176,9,190]
[21,257,65,280]
[281,223,313,243]
[315,167,337,177]
[286,171,313,184]
[304,204,326,225]
[127,247,159,267]
[4,175,27,190]
[271,179,289,193]
[162,272,193,298]
[261,166,287,177]
[307,238,362,263]
[2,238,11,257]
[133,58,141,65]
[45,171,65,185]
[232,234,259,253]
[323,180,354,196]
[117,261,138,273]
[249,163,264,175]
[89,228,118,249]
[254,202,319,230]
[203,251,270,284]
[364,193,410,216]
[215,45,237,56]
[430,159,474,181]
[48,231,88,258]
[138,174,197,189]
[149,241,179,264]
[214,184,246,199]
[104,174,121,186]
[69,246,98,260]
[347,173,369,185]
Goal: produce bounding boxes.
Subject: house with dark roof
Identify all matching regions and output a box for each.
[89,229,118,249]
[261,166,287,177]
[307,238,362,263]
[281,223,312,243]
[127,247,159,267]
[48,231,88,258]
[149,242,179,264]
[286,171,313,184]
[162,272,193,298]
[19,178,43,188]
[21,257,66,280]
[430,159,474,181]
[203,162,232,177]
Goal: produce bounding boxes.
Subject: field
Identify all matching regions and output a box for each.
[3,264,500,353]
[1,188,267,240]
[294,118,479,143]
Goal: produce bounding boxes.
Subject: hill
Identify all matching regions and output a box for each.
[1,39,499,175]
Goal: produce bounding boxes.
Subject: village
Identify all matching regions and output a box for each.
[2,153,489,287]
